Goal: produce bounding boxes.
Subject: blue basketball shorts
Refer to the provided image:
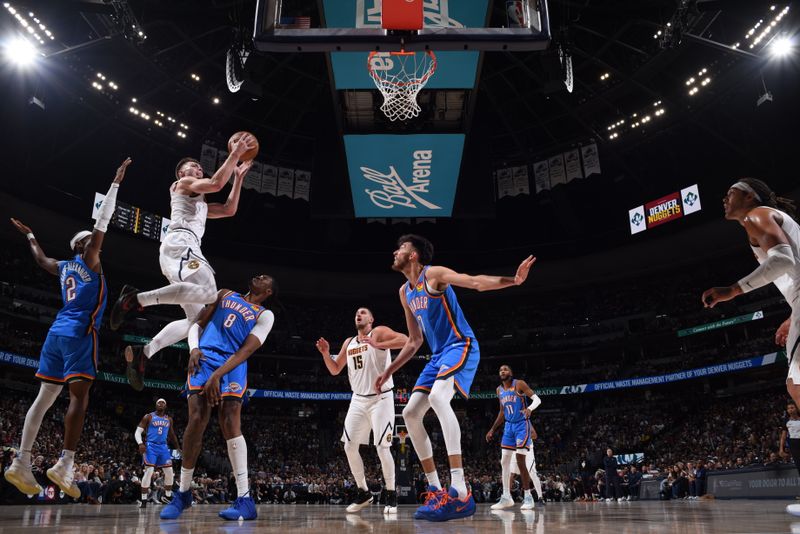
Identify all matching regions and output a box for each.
[187,349,247,399]
[412,337,480,399]
[143,443,172,467]
[501,419,532,450]
[36,330,97,384]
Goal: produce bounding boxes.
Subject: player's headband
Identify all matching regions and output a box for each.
[730,182,762,202]
[156,398,166,405]
[69,230,92,251]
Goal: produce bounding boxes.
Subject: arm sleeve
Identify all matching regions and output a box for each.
[94,183,120,233]
[250,310,275,344]
[135,426,144,445]
[774,273,794,301]
[527,393,542,412]
[188,323,201,351]
[738,244,795,293]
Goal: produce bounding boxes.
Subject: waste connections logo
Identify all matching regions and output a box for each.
[631,211,644,227]
[684,191,698,206]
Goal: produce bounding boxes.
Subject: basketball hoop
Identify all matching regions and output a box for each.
[367,50,437,121]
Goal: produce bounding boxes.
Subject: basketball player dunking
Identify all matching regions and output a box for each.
[315,307,408,514]
[700,179,799,515]
[485,365,542,510]
[135,398,180,508]
[374,234,535,522]
[109,134,257,391]
[4,158,131,498]
[160,275,275,522]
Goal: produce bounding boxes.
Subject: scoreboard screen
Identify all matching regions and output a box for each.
[92,193,170,242]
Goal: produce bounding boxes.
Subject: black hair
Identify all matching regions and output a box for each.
[175,157,201,179]
[500,364,513,373]
[738,178,798,221]
[397,234,434,265]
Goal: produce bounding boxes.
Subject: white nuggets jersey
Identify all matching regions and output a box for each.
[168,188,208,241]
[751,207,800,307]
[344,331,394,396]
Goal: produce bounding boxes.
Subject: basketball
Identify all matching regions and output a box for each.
[227,131,259,162]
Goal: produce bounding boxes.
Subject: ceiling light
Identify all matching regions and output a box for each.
[4,36,37,67]
[212,97,220,104]
[771,36,793,57]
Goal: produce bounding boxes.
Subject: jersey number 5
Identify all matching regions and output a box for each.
[353,354,364,370]
[223,313,236,328]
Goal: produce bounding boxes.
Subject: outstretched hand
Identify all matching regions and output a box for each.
[113,157,132,184]
[10,218,32,235]
[701,286,740,309]
[514,255,536,285]
[315,337,330,356]
[233,160,253,181]
[231,134,257,158]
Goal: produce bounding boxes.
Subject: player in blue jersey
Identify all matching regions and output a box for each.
[135,398,180,508]
[374,234,535,522]
[161,275,275,522]
[4,158,131,499]
[486,365,542,510]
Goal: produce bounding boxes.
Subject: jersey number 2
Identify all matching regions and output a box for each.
[223,313,236,328]
[64,276,77,302]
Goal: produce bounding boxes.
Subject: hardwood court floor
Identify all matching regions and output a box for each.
[1,500,799,533]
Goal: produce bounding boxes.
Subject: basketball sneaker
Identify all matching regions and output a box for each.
[137,499,147,509]
[160,493,173,504]
[46,463,81,499]
[110,285,142,331]
[384,490,398,514]
[219,495,257,521]
[521,494,535,510]
[4,458,42,496]
[124,345,146,391]
[426,487,476,522]
[346,488,373,513]
[160,490,193,520]
[787,503,800,517]
[413,486,448,520]
[491,494,515,510]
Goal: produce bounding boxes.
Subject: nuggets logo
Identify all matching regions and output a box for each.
[228,382,241,392]
[187,259,200,270]
[386,434,392,443]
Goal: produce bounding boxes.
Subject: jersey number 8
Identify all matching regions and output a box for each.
[223,313,236,328]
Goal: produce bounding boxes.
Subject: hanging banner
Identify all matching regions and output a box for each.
[533,160,550,193]
[564,149,583,182]
[512,165,530,195]
[293,170,311,201]
[262,165,278,196]
[497,168,514,198]
[199,144,218,176]
[548,153,566,187]
[581,143,601,176]
[277,168,295,198]
[244,161,263,191]
[681,184,702,215]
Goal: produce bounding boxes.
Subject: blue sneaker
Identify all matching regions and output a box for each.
[413,486,447,520]
[160,490,192,520]
[219,495,257,521]
[427,487,475,522]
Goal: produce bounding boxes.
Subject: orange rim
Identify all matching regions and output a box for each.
[367,50,437,88]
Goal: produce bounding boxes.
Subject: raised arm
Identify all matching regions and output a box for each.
[207,160,251,219]
[178,135,256,195]
[363,325,409,350]
[83,157,132,272]
[702,208,795,308]
[202,310,275,406]
[373,286,425,393]
[486,395,505,442]
[425,255,536,293]
[10,218,58,275]
[315,336,350,376]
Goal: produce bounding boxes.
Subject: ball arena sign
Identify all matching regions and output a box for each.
[629,184,702,234]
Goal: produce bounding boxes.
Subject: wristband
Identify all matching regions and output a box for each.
[26,233,35,241]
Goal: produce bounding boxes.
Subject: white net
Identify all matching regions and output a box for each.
[368,50,437,121]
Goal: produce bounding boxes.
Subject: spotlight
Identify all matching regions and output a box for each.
[212,97,220,104]
[770,36,793,57]
[4,36,37,67]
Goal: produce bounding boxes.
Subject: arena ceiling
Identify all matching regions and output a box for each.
[0,0,798,271]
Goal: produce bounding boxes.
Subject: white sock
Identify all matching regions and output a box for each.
[376,446,396,490]
[344,441,368,490]
[143,319,191,359]
[163,467,174,496]
[524,489,532,498]
[180,467,194,492]
[60,450,75,470]
[450,468,467,500]
[20,383,62,466]
[226,435,249,497]
[500,449,514,497]
[425,470,441,490]
[137,282,216,308]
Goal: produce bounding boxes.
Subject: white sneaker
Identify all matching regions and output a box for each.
[46,463,81,499]
[491,495,515,510]
[4,459,42,496]
[617,498,623,502]
[521,495,535,510]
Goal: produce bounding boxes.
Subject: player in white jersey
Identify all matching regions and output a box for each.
[315,307,408,514]
[700,179,800,516]
[110,134,257,391]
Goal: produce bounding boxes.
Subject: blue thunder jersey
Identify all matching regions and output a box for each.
[146,412,170,445]
[199,291,265,356]
[404,266,476,354]
[498,379,527,424]
[50,254,107,337]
